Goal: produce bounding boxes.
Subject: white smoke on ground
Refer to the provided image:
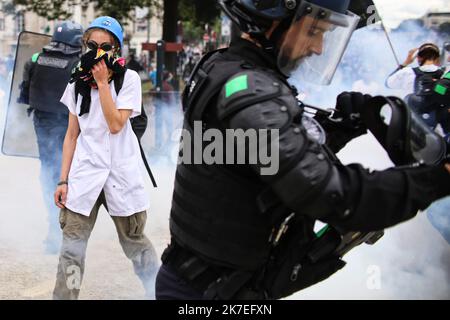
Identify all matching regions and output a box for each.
[0,148,175,299]
[0,90,178,299]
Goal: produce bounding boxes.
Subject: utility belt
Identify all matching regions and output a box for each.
[164,214,384,300]
[162,241,265,300]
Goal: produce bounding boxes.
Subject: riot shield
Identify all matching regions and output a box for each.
[1,31,51,158]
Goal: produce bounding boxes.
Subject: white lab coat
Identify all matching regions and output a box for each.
[60,69,150,217]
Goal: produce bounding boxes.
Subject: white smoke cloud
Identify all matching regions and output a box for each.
[375,0,450,29]
[289,135,450,300]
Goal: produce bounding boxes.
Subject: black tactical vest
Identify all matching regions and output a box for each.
[170,50,293,270]
[29,51,79,114]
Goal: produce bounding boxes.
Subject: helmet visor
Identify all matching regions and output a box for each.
[277,1,359,85]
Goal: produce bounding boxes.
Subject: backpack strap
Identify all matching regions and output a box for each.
[412,67,422,77]
[436,67,445,79]
[138,140,157,188]
[114,69,156,188]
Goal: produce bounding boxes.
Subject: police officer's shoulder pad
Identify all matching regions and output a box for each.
[218,70,283,120]
[31,52,40,63]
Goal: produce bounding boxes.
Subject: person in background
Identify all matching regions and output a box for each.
[386,43,445,129]
[149,63,157,87]
[126,52,145,73]
[53,16,158,300]
[17,21,84,254]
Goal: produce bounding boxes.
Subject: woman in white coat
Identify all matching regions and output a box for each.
[53,16,158,300]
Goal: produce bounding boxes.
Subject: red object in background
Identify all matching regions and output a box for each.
[203,34,210,42]
[142,42,184,52]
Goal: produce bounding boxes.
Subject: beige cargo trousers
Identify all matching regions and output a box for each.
[53,191,159,299]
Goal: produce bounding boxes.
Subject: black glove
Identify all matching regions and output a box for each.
[333,91,371,131]
[316,92,371,153]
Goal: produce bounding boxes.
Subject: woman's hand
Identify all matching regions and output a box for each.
[91,59,109,86]
[402,48,418,66]
[54,184,68,209]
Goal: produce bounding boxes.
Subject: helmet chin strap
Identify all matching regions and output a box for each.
[247,16,294,64]
[249,31,276,53]
[269,17,292,49]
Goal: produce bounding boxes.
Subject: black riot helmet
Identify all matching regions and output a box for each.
[219,0,360,84]
[52,21,83,47]
[44,21,83,55]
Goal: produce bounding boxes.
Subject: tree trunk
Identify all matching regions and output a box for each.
[162,0,179,78]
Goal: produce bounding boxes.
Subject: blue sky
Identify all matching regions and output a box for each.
[374,0,450,28]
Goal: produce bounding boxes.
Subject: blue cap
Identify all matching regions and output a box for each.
[86,16,124,48]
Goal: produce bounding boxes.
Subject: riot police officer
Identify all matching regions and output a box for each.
[18,21,83,254]
[155,0,450,300]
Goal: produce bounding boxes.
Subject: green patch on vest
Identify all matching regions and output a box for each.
[444,72,450,80]
[315,225,330,238]
[435,84,447,95]
[31,52,40,63]
[225,74,248,98]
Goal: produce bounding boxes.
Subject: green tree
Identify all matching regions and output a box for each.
[179,0,220,27]
[178,0,221,43]
[162,0,178,77]
[14,0,222,77]
[13,0,159,23]
[162,0,220,77]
